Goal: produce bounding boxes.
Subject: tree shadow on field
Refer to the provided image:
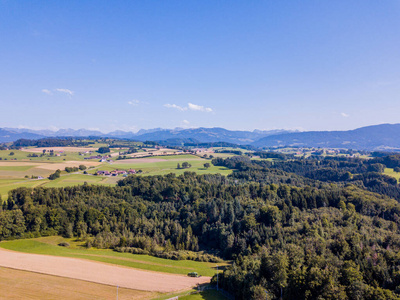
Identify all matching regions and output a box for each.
[196,289,229,300]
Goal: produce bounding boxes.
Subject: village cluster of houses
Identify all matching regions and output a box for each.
[96,169,136,176]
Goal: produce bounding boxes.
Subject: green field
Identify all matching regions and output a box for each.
[0,178,48,200]
[0,149,88,162]
[102,155,232,176]
[153,289,228,300]
[384,168,400,183]
[179,290,229,300]
[0,237,225,277]
[0,151,233,201]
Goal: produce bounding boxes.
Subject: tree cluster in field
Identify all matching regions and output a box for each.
[252,151,290,160]
[2,153,400,299]
[64,165,86,173]
[215,149,243,155]
[48,169,61,180]
[97,147,110,154]
[177,162,192,169]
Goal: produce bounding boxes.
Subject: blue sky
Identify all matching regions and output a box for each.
[1,1,400,133]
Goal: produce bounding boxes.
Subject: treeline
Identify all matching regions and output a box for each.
[215,149,243,155]
[13,138,92,148]
[252,151,291,160]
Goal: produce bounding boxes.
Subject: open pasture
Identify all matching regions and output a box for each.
[102,154,231,176]
[0,174,107,200]
[0,178,48,200]
[43,173,111,188]
[0,149,92,162]
[0,246,210,293]
[179,290,229,300]
[0,237,223,277]
[384,168,400,183]
[0,160,100,180]
[0,152,233,201]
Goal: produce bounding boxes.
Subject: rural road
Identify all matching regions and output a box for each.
[0,248,210,292]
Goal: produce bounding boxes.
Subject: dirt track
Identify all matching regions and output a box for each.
[0,248,210,293]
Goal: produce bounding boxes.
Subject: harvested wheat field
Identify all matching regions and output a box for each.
[0,267,156,300]
[0,248,210,293]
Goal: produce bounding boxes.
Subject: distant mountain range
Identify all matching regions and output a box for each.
[0,127,293,145]
[252,123,400,150]
[1,124,400,150]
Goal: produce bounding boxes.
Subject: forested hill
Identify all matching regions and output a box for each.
[2,155,400,299]
[252,123,400,150]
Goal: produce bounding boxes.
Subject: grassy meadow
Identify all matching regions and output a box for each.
[0,236,225,277]
[101,154,232,176]
[152,289,228,300]
[0,150,233,200]
[384,168,400,183]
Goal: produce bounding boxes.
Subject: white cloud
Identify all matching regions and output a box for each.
[183,120,190,125]
[164,104,187,111]
[164,103,213,113]
[42,89,53,95]
[128,100,140,106]
[341,112,350,117]
[55,88,74,96]
[188,103,213,112]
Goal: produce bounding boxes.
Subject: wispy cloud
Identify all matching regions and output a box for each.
[164,104,187,111]
[55,88,74,96]
[164,103,213,113]
[183,120,190,125]
[341,112,350,117]
[128,100,140,106]
[42,89,53,95]
[188,103,213,112]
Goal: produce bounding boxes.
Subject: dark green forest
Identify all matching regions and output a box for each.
[2,154,400,299]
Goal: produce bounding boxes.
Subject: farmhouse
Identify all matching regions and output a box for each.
[110,170,127,176]
[97,170,111,176]
[97,169,135,176]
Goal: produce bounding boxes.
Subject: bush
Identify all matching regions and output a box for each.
[97,147,110,154]
[48,169,61,180]
[114,247,149,255]
[65,167,79,173]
